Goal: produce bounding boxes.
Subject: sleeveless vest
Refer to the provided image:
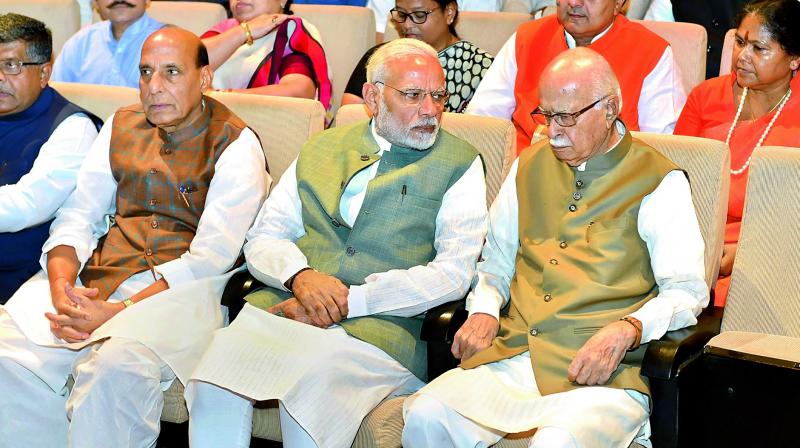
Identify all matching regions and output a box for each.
[461,131,679,398]
[79,97,246,301]
[246,122,479,380]
[511,14,668,152]
[0,86,101,301]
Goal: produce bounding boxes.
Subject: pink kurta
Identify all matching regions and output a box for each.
[675,73,800,306]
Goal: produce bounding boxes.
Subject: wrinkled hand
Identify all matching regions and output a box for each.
[268,297,330,328]
[719,243,738,277]
[290,269,349,327]
[451,313,499,360]
[567,321,638,386]
[45,285,123,342]
[248,13,289,39]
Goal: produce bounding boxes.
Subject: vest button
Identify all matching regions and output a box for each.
[149,199,157,206]
[149,168,157,175]
[549,258,558,265]
[346,246,356,256]
[568,204,577,212]
[543,294,552,302]
[572,192,582,201]
[151,220,158,229]
[360,155,370,161]
[559,241,568,249]
[163,148,172,155]
[529,328,539,336]
[331,219,341,227]
[145,249,153,256]
[575,180,584,188]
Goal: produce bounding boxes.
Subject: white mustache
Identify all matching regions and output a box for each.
[550,138,570,147]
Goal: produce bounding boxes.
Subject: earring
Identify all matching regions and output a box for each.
[201,98,206,112]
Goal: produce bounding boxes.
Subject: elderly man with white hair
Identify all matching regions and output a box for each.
[402,47,708,448]
[186,37,488,448]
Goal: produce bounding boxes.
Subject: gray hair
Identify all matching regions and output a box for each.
[0,14,52,62]
[366,38,439,84]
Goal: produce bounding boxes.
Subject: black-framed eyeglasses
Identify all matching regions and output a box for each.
[531,95,612,127]
[375,81,450,106]
[390,7,441,24]
[0,59,47,76]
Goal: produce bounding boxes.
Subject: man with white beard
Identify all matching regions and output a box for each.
[186,38,488,448]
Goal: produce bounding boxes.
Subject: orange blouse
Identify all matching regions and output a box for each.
[675,73,800,305]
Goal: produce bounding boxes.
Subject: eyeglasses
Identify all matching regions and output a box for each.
[390,7,441,24]
[531,95,612,127]
[375,81,450,106]
[0,59,47,76]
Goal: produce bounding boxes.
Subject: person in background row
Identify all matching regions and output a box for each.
[53,0,164,87]
[675,0,800,306]
[343,0,494,113]
[201,0,333,120]
[0,28,268,447]
[468,0,686,153]
[0,14,101,303]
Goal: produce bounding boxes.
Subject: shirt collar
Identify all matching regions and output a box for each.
[157,96,212,145]
[576,120,627,172]
[564,19,614,49]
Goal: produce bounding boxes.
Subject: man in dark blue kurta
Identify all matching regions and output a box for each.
[0,14,101,302]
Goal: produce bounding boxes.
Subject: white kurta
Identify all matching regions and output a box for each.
[465,23,687,135]
[404,140,709,447]
[0,111,269,446]
[188,124,489,447]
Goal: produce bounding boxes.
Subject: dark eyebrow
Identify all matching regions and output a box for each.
[139,64,152,70]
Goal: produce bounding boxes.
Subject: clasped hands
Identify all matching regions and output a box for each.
[451,313,638,386]
[268,269,349,328]
[45,282,124,343]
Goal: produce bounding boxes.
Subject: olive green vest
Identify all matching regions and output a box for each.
[246,122,479,380]
[461,132,679,397]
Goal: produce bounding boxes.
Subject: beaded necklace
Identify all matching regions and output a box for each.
[726,86,792,176]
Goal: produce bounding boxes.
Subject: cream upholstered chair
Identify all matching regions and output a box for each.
[0,0,80,56]
[686,146,800,447]
[243,104,516,446]
[291,5,375,112]
[634,19,708,95]
[719,28,735,76]
[383,10,530,57]
[50,81,139,120]
[145,1,227,36]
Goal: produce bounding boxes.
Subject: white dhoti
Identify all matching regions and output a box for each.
[0,269,233,448]
[402,352,651,448]
[187,303,425,448]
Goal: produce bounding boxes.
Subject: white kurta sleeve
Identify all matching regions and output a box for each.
[41,114,119,269]
[630,170,709,343]
[0,114,98,232]
[637,46,687,134]
[243,158,309,291]
[464,33,518,120]
[644,0,675,21]
[465,160,519,320]
[346,156,488,318]
[153,127,270,287]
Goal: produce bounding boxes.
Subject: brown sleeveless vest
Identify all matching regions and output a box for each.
[79,97,246,300]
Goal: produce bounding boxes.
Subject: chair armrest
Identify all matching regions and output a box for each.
[641,306,723,380]
[221,269,264,321]
[421,299,468,343]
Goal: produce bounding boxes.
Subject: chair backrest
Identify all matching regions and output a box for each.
[719,28,735,76]
[51,81,139,120]
[145,1,227,36]
[0,0,80,56]
[631,132,730,288]
[292,5,376,112]
[723,146,800,336]
[333,104,516,205]
[207,91,326,183]
[633,19,707,94]
[383,11,531,56]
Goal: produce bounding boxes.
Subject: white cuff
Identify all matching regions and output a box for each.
[347,284,368,318]
[279,262,313,292]
[466,292,502,320]
[153,258,195,288]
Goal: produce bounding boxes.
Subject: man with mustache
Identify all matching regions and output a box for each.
[0,28,268,447]
[403,48,708,448]
[0,14,101,303]
[467,0,686,153]
[52,0,163,87]
[185,38,488,448]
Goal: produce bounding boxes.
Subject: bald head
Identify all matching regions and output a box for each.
[537,48,622,167]
[139,27,213,133]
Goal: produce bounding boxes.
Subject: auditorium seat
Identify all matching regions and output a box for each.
[145,1,228,36]
[634,19,709,94]
[719,28,735,76]
[0,0,79,56]
[50,81,139,120]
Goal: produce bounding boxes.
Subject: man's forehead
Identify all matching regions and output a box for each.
[385,56,444,87]
[0,40,27,58]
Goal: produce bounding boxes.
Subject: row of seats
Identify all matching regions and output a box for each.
[1,1,711,113]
